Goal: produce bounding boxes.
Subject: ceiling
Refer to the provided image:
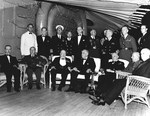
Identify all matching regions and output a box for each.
[1,0,150,34]
[42,0,150,33]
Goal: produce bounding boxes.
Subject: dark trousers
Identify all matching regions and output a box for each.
[51,68,69,88]
[4,67,20,91]
[70,70,91,91]
[96,73,115,96]
[45,66,50,87]
[101,54,111,69]
[26,67,42,85]
[103,79,126,105]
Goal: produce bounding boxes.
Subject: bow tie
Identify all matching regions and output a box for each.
[29,32,32,34]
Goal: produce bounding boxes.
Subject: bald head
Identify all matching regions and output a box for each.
[141,48,150,61]
[131,52,140,62]
[111,53,119,61]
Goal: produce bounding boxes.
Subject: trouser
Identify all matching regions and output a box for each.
[70,70,91,91]
[103,79,126,105]
[51,68,69,88]
[101,54,111,69]
[4,68,20,91]
[26,67,42,85]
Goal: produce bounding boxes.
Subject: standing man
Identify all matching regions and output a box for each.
[0,45,20,92]
[66,49,95,93]
[74,26,90,61]
[20,23,38,57]
[88,29,101,58]
[37,27,53,58]
[101,29,119,69]
[119,25,137,62]
[52,25,66,55]
[65,31,75,60]
[138,25,150,52]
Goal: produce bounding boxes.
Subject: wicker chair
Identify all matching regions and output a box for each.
[121,75,150,109]
[22,55,49,90]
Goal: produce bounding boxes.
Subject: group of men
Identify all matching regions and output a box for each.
[1,22,150,102]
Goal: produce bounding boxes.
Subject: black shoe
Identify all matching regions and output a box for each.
[28,85,32,90]
[65,87,74,92]
[75,89,80,93]
[58,87,62,91]
[51,86,55,91]
[7,89,11,92]
[96,101,105,106]
[14,89,20,92]
[36,84,41,90]
[80,89,87,94]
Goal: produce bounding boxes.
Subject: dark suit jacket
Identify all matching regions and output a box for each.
[139,33,150,51]
[72,57,95,73]
[51,57,71,70]
[65,38,76,56]
[37,35,52,58]
[89,36,101,58]
[52,35,66,55]
[73,35,90,57]
[0,55,18,72]
[21,55,47,70]
[132,58,150,78]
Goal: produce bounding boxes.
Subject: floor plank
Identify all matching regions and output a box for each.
[0,86,150,116]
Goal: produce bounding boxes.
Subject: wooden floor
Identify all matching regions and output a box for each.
[0,86,150,116]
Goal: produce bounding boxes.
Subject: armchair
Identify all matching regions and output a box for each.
[21,55,49,90]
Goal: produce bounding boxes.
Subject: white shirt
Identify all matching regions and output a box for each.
[7,55,10,63]
[83,59,86,65]
[20,31,38,56]
[42,36,45,42]
[57,34,61,39]
[78,35,82,45]
[59,58,66,66]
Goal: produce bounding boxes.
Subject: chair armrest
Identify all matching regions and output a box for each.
[116,71,131,79]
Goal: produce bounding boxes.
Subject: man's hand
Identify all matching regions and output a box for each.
[72,67,80,72]
[106,69,115,73]
[36,64,42,67]
[86,69,92,73]
[51,66,56,70]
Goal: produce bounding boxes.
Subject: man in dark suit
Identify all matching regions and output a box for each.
[52,25,66,55]
[65,31,75,60]
[88,29,101,58]
[21,47,47,90]
[138,25,150,52]
[50,50,71,91]
[0,45,20,92]
[101,29,119,69]
[91,48,150,106]
[66,49,95,93]
[93,53,124,100]
[37,27,53,58]
[73,26,90,61]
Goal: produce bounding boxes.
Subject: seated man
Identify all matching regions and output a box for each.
[66,49,95,93]
[21,46,47,90]
[91,48,150,106]
[50,50,71,91]
[92,53,124,99]
[124,52,142,73]
[0,45,20,92]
